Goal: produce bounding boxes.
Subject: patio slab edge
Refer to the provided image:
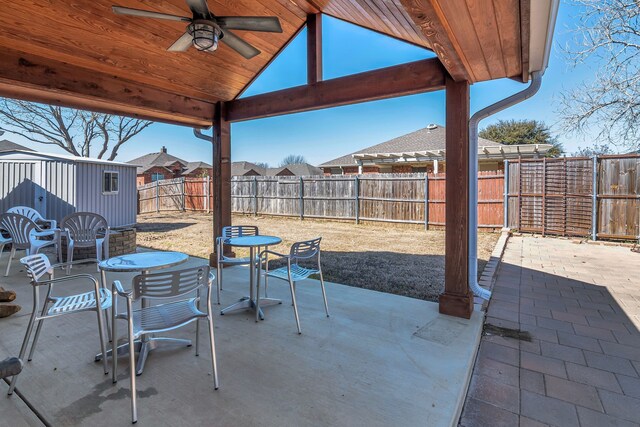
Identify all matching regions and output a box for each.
[475,228,510,310]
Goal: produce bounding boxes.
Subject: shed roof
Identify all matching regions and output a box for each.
[0,149,136,167]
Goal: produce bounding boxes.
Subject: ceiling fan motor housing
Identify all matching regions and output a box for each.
[188,19,222,51]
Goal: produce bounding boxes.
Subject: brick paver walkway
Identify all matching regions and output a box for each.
[460,236,640,427]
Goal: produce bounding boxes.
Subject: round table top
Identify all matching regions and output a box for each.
[226,235,282,248]
[98,251,189,272]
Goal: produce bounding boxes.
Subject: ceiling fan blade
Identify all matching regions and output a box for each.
[216,16,282,33]
[168,32,193,52]
[112,6,191,22]
[220,30,261,59]
[185,0,212,19]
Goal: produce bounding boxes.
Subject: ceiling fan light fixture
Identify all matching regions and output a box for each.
[188,21,221,51]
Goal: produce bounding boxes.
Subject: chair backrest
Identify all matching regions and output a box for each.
[61,212,108,246]
[221,225,259,239]
[290,237,322,261]
[7,206,45,224]
[19,253,53,282]
[132,265,210,301]
[0,213,38,250]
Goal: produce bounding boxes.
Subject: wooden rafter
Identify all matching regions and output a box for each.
[226,58,446,122]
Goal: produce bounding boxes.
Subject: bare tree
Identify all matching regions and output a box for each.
[572,143,614,157]
[559,0,639,149]
[0,99,153,160]
[279,154,307,167]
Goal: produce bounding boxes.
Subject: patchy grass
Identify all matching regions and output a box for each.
[136,212,499,301]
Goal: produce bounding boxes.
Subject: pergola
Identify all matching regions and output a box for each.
[0,0,557,319]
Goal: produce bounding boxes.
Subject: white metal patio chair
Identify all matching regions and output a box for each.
[7,253,111,395]
[0,213,59,276]
[257,237,329,334]
[111,265,219,424]
[7,206,57,231]
[216,225,259,304]
[61,212,110,274]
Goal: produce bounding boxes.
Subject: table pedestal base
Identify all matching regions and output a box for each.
[220,297,282,320]
[95,337,192,375]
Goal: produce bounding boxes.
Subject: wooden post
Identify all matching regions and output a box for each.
[440,76,473,319]
[424,174,429,230]
[182,177,186,211]
[542,157,546,236]
[299,176,305,220]
[591,156,598,240]
[210,102,233,266]
[155,180,159,213]
[503,160,509,228]
[355,175,360,224]
[253,176,258,216]
[307,13,322,84]
[205,176,210,213]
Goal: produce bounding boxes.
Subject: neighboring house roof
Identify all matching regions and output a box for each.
[231,161,266,176]
[0,139,35,152]
[319,124,502,167]
[183,161,212,175]
[277,163,323,176]
[127,149,187,174]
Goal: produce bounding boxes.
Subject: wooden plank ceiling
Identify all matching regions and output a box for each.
[0,0,526,126]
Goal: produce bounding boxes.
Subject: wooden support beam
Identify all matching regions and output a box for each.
[0,47,215,127]
[211,102,233,264]
[440,75,473,319]
[226,58,446,122]
[307,13,323,84]
[399,0,472,82]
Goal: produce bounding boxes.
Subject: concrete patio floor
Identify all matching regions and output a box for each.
[0,250,483,427]
[461,236,640,427]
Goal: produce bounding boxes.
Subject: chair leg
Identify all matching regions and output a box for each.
[96,242,102,273]
[112,310,118,384]
[8,309,37,395]
[255,270,261,323]
[66,242,74,275]
[27,302,50,361]
[127,318,138,423]
[0,243,4,263]
[207,315,219,390]
[319,270,330,317]
[216,263,222,305]
[289,279,302,334]
[96,307,109,375]
[5,246,16,277]
[195,294,201,356]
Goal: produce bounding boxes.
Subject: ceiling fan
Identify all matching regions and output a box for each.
[112,0,282,59]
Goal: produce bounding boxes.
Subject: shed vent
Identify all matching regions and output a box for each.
[426,124,438,130]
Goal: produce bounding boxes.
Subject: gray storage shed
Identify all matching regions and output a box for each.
[0,149,137,227]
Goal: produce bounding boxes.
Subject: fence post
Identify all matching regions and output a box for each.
[592,156,598,241]
[182,177,186,211]
[253,176,258,216]
[299,177,304,220]
[155,180,160,213]
[503,160,509,228]
[354,175,360,224]
[205,176,210,213]
[424,174,429,230]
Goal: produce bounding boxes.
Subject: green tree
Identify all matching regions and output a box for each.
[479,119,563,157]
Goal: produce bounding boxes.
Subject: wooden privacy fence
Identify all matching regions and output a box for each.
[505,154,640,240]
[137,173,505,228]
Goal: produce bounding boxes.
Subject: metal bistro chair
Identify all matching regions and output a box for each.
[111,266,219,424]
[61,212,110,274]
[216,225,259,304]
[7,254,111,395]
[257,237,329,334]
[0,213,59,276]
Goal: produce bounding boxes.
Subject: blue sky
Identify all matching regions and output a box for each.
[5,1,603,166]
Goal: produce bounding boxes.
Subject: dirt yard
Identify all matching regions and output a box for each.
[136,213,499,302]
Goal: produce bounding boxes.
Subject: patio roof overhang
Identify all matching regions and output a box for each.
[0,0,559,319]
[0,0,553,127]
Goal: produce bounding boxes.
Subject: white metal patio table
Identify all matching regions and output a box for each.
[95,251,189,375]
[220,235,282,320]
